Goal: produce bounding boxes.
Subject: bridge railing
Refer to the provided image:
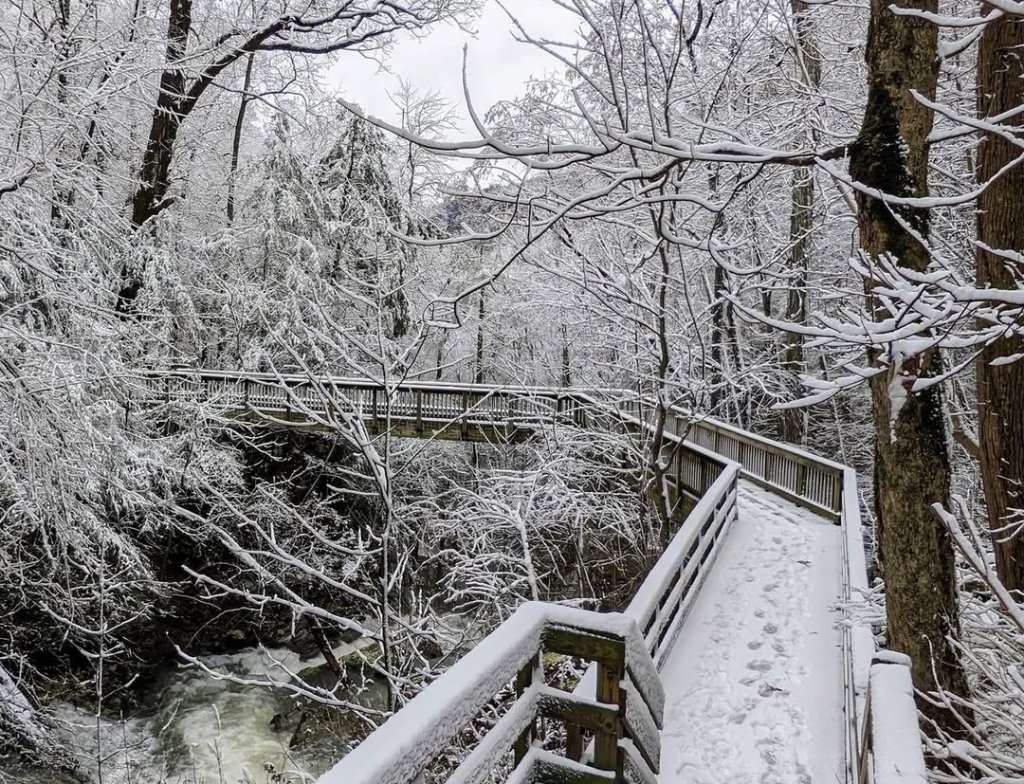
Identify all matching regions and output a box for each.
[320,603,665,784]
[138,369,606,432]
[677,411,844,521]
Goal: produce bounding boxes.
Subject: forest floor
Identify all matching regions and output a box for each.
[658,482,845,784]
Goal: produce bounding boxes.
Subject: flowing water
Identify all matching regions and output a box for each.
[51,640,383,784]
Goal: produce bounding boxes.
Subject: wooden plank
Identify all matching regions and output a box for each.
[621,740,659,784]
[447,688,541,784]
[514,661,536,765]
[509,750,615,784]
[593,661,623,774]
[542,626,625,669]
[537,687,618,736]
[566,721,584,763]
[621,683,660,773]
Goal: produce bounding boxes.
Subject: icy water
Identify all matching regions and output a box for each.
[52,641,383,784]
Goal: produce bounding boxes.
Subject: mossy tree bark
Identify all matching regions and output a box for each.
[848,0,971,731]
[976,12,1024,596]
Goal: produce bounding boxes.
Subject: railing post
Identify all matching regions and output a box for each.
[461,392,470,440]
[566,721,583,763]
[594,658,624,776]
[415,389,423,435]
[513,659,537,766]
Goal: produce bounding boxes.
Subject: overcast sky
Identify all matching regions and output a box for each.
[328,1,579,134]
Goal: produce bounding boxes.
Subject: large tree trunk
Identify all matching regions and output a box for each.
[117,0,192,315]
[975,13,1024,596]
[848,0,971,730]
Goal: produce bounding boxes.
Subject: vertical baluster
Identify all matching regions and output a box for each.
[513,660,536,766]
[594,657,624,775]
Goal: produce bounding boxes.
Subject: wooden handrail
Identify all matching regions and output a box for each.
[319,603,664,784]
[857,653,927,784]
[675,409,844,521]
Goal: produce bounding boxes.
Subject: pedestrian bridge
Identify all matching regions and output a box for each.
[140,369,924,784]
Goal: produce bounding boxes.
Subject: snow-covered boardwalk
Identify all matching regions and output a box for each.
[157,371,900,784]
[658,482,844,784]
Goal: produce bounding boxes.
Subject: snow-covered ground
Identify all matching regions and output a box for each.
[658,482,845,784]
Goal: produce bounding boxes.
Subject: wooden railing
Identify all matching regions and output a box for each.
[135,369,619,442]
[679,412,844,521]
[856,653,926,784]
[623,435,739,668]
[326,603,665,784]
[316,463,740,784]
[135,368,916,784]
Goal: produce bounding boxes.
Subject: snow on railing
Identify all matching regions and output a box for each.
[841,467,880,784]
[315,603,665,784]
[623,436,739,668]
[857,653,927,784]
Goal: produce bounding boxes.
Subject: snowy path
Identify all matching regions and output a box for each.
[657,482,845,784]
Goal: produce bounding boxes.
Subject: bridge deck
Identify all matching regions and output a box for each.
[658,482,844,784]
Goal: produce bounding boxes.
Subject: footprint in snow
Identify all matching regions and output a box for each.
[763,622,779,635]
[757,681,789,697]
[763,582,779,593]
[759,746,778,765]
[754,609,766,618]
[746,660,773,672]
[747,640,763,650]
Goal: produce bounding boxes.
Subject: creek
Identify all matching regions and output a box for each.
[51,639,384,784]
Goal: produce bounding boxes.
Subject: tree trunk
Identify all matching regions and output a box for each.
[975,13,1024,596]
[560,323,572,388]
[117,0,192,315]
[782,170,812,444]
[709,262,742,423]
[226,52,255,227]
[131,0,191,230]
[475,292,485,384]
[848,0,971,729]
[780,0,820,445]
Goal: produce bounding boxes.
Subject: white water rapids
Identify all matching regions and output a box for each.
[51,640,382,784]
